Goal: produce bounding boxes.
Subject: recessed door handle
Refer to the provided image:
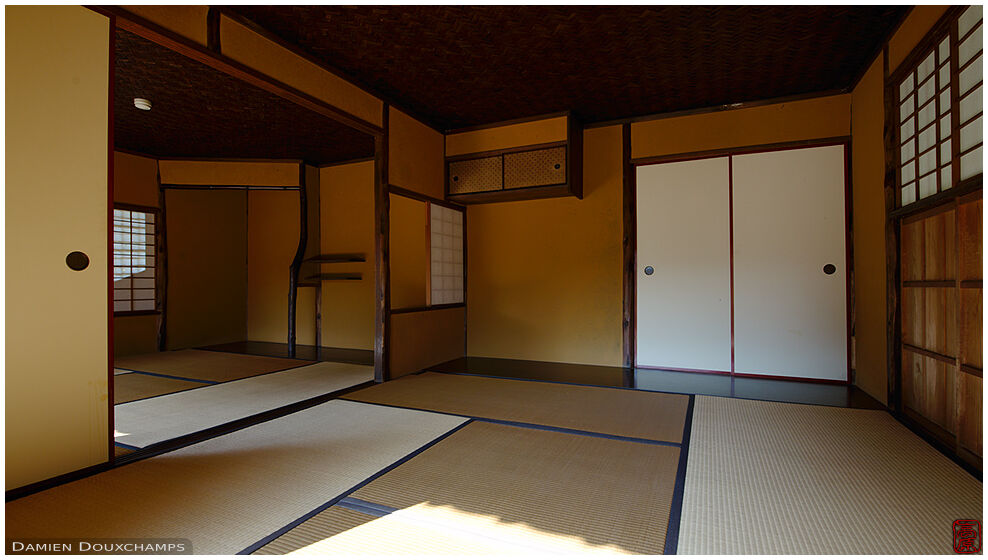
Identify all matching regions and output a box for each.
[644,266,654,276]
[66,251,89,271]
[823,264,836,275]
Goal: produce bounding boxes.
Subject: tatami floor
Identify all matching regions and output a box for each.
[8,367,982,554]
[111,347,374,453]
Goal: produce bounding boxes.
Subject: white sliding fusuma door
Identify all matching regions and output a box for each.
[636,157,733,372]
[732,145,847,381]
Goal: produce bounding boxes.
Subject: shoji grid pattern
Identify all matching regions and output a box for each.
[897,5,983,207]
[957,6,983,182]
[113,208,156,312]
[430,204,464,305]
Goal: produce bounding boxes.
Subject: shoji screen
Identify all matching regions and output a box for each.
[636,158,732,372]
[732,145,847,381]
[430,204,464,305]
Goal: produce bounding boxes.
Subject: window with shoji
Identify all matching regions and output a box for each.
[113,208,157,313]
[897,5,983,207]
[429,204,464,305]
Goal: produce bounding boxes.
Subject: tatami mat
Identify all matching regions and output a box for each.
[115,349,314,383]
[7,400,467,555]
[113,445,137,458]
[253,505,531,555]
[680,396,983,554]
[113,372,207,404]
[115,362,375,448]
[347,372,689,443]
[342,421,680,554]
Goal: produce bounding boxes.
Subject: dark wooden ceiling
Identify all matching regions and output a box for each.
[227,5,909,130]
[114,29,374,164]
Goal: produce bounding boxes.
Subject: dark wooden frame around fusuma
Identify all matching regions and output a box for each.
[84,6,391,481]
[625,137,855,385]
[884,5,983,473]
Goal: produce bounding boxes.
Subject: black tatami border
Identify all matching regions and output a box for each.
[663,394,696,555]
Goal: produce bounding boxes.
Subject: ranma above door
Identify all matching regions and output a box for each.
[636,144,849,382]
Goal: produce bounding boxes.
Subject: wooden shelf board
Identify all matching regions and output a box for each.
[304,253,366,263]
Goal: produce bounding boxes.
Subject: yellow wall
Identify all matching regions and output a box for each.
[219,15,383,128]
[113,151,161,356]
[467,125,624,366]
[121,5,208,45]
[888,6,949,74]
[389,107,445,199]
[851,57,889,405]
[446,116,568,156]
[389,193,429,309]
[632,95,851,159]
[848,6,948,405]
[158,159,299,186]
[320,161,376,349]
[6,5,110,489]
[246,190,299,343]
[114,151,159,208]
[165,189,248,349]
[114,316,160,357]
[391,307,466,377]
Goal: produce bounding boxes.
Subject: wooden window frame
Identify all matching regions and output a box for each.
[890,6,983,213]
[387,185,467,315]
[112,203,161,317]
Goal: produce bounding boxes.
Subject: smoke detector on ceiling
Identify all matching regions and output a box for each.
[133,98,152,111]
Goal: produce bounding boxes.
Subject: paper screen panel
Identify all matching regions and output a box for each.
[430,205,464,305]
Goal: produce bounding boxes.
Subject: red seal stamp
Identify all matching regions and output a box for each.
[954,520,981,554]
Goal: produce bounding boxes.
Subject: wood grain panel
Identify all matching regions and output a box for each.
[901,349,921,414]
[923,289,945,356]
[922,210,954,280]
[901,287,925,347]
[959,372,983,457]
[958,198,982,281]
[900,219,924,281]
[925,356,953,430]
[944,210,957,280]
[961,288,983,369]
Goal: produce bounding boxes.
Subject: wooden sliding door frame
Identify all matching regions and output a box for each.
[91,7,390,472]
[385,184,468,366]
[625,136,853,384]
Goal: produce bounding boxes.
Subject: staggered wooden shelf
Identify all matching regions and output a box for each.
[303,253,366,263]
[306,272,363,281]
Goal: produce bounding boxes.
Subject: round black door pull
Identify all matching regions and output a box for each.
[823,264,837,275]
[644,266,654,275]
[553,163,561,169]
[66,251,90,271]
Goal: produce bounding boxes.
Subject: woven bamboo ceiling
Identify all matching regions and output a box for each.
[114,29,375,164]
[227,5,909,130]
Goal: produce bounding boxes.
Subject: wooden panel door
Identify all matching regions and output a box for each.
[732,145,848,381]
[900,192,982,469]
[636,157,732,372]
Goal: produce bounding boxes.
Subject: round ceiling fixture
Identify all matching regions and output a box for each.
[133,98,152,111]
